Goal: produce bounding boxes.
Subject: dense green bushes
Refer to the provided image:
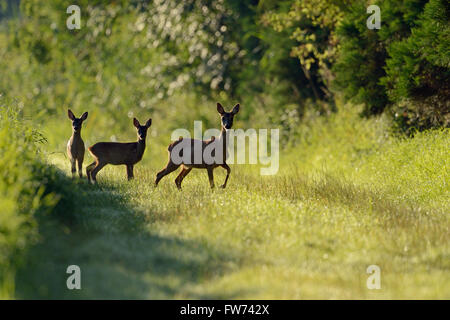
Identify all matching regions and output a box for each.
[334,0,449,132]
[0,0,448,137]
[0,0,331,133]
[383,0,450,132]
[0,100,75,298]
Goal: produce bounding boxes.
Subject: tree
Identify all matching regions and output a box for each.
[333,0,428,116]
[382,0,450,132]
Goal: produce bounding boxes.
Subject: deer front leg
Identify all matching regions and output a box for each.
[175,167,192,190]
[155,160,179,186]
[86,161,96,182]
[127,165,134,181]
[220,163,231,189]
[70,158,76,178]
[77,158,83,178]
[207,167,215,189]
[90,162,106,184]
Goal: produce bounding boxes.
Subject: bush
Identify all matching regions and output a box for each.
[334,0,448,133]
[333,0,428,116]
[382,0,450,133]
[0,99,72,298]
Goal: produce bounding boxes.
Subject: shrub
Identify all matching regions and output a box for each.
[0,99,68,298]
[382,0,450,133]
[334,0,449,133]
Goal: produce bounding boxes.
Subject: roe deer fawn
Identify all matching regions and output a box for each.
[155,103,239,189]
[67,109,88,178]
[86,117,152,183]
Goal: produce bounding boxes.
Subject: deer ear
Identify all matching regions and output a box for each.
[133,118,140,128]
[231,104,240,115]
[145,118,152,128]
[217,103,225,115]
[68,109,75,120]
[81,112,88,121]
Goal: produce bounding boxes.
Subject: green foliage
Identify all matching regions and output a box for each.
[2,0,448,136]
[333,0,388,115]
[0,101,43,297]
[0,0,335,139]
[262,0,347,104]
[334,0,426,115]
[0,99,75,298]
[0,0,448,300]
[334,0,448,131]
[382,0,450,133]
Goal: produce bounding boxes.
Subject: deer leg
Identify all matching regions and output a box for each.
[70,158,76,178]
[175,167,192,190]
[179,167,192,185]
[220,163,231,189]
[77,158,84,178]
[86,161,96,182]
[155,160,179,186]
[207,167,215,189]
[126,165,134,181]
[90,162,106,184]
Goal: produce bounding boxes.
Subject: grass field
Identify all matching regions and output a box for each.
[14,103,449,299]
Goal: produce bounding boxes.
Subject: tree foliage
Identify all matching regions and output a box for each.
[0,0,448,134]
[333,0,449,131]
[262,0,348,102]
[382,0,450,132]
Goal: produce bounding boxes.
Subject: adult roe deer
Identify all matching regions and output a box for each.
[155,103,239,189]
[86,117,152,183]
[67,109,88,178]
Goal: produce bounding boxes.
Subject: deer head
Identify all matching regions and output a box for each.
[68,109,88,133]
[133,118,152,141]
[217,103,239,131]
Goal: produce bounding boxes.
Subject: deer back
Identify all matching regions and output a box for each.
[89,141,145,165]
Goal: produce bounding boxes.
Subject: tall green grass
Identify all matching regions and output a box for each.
[14,101,449,299]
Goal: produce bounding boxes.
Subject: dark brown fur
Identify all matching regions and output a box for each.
[155,103,239,189]
[86,117,151,183]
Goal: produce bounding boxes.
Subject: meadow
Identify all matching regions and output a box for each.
[0,0,448,300]
[10,101,449,299]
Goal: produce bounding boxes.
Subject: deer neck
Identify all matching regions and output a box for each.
[137,138,146,157]
[219,127,229,159]
[219,127,228,142]
[72,129,82,140]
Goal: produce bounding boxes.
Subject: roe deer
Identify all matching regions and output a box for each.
[67,109,88,178]
[86,117,152,183]
[155,103,239,189]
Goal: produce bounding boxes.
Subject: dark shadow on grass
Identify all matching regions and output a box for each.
[15,167,242,299]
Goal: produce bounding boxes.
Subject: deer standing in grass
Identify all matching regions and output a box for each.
[86,117,152,183]
[67,109,88,178]
[155,103,239,189]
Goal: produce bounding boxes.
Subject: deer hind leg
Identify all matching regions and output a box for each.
[86,161,96,182]
[90,161,106,184]
[126,165,134,181]
[175,166,192,190]
[220,163,231,189]
[155,159,179,186]
[207,167,215,189]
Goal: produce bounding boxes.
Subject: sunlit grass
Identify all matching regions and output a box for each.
[15,104,449,299]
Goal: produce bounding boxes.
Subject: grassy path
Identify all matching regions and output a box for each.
[14,107,449,299]
[15,147,449,299]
